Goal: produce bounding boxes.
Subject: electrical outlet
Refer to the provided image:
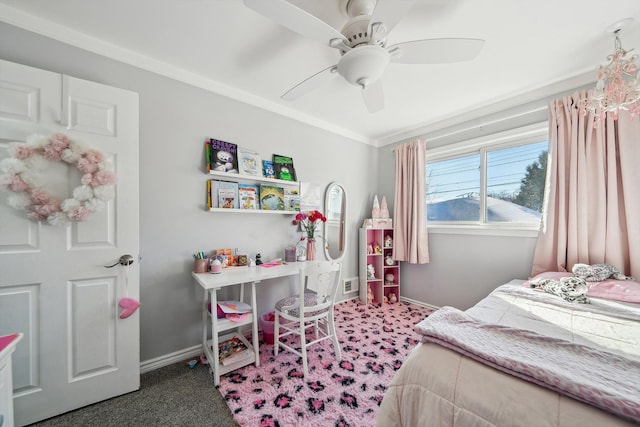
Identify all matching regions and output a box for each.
[343,276,358,295]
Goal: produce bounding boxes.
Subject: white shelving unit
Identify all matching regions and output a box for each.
[207,171,300,214]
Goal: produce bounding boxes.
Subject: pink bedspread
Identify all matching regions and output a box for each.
[415,307,640,423]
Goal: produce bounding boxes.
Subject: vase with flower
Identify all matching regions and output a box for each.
[292,209,327,261]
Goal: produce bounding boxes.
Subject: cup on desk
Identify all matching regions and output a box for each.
[194,259,208,273]
[210,258,223,273]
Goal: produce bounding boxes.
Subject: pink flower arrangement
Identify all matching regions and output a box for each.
[0,134,116,226]
[292,210,327,240]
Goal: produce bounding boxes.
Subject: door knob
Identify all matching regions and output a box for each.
[105,255,134,268]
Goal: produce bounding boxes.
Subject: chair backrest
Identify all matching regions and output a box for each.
[299,261,342,314]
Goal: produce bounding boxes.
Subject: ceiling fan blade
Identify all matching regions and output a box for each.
[361,80,384,113]
[243,0,347,47]
[282,65,339,101]
[369,0,417,37]
[389,38,485,64]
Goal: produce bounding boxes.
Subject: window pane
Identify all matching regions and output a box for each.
[486,141,548,223]
[426,154,480,222]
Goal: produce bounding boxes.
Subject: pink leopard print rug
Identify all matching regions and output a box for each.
[216,299,432,426]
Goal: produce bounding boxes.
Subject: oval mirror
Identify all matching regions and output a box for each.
[324,182,347,262]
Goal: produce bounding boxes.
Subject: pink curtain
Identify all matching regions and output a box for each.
[531,91,640,278]
[393,140,430,264]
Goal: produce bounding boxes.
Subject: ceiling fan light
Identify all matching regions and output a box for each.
[337,45,390,87]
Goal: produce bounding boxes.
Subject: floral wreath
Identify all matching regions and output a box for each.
[0,133,116,226]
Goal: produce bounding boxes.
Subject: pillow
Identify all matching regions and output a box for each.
[523,271,573,288]
[586,279,640,303]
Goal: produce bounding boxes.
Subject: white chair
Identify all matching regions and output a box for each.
[273,261,343,379]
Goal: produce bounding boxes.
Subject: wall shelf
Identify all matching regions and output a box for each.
[206,171,300,214]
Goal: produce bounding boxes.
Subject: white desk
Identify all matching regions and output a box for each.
[192,263,302,386]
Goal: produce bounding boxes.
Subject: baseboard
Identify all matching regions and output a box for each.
[399,296,440,311]
[140,344,202,374]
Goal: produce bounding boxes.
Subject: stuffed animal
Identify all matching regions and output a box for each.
[383,295,389,304]
[384,235,393,248]
[367,284,374,305]
[385,255,394,266]
[367,244,373,255]
[388,293,397,304]
[572,263,633,281]
[374,243,381,254]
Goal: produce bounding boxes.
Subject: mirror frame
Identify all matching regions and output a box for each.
[324,182,347,262]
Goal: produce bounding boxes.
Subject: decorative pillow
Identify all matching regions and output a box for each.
[523,271,573,288]
[586,279,640,303]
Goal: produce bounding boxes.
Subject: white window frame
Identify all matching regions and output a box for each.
[426,122,548,237]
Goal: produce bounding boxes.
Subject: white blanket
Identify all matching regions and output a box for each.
[415,306,640,423]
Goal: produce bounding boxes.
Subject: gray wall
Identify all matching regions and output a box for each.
[0,22,377,362]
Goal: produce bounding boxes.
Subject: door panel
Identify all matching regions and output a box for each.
[0,59,140,426]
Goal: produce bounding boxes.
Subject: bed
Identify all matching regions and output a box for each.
[377,279,640,427]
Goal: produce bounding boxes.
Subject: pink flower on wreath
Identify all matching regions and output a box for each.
[77,157,99,174]
[12,145,35,160]
[51,133,72,145]
[90,170,116,187]
[5,175,28,192]
[42,138,69,161]
[33,202,61,217]
[67,205,93,222]
[29,188,53,205]
[84,149,105,164]
[27,211,48,222]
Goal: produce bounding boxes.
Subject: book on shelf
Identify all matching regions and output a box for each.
[272,154,297,181]
[238,183,259,210]
[205,140,212,172]
[208,179,221,209]
[218,181,239,209]
[284,187,300,212]
[209,138,239,174]
[217,335,252,366]
[238,148,263,177]
[262,160,275,179]
[259,184,285,211]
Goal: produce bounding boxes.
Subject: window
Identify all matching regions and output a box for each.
[426,128,548,232]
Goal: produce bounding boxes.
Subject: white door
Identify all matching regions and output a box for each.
[0,59,140,426]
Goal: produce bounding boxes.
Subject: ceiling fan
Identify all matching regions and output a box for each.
[243,0,485,113]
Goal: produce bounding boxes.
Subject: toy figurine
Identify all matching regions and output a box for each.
[367,264,376,279]
[255,253,263,265]
[367,284,374,305]
[384,235,393,248]
[383,295,389,304]
[374,243,381,254]
[367,244,373,255]
[388,293,397,304]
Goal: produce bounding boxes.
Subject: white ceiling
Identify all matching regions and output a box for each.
[1,0,640,146]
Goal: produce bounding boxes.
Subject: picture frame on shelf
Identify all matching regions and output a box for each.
[238,148,263,177]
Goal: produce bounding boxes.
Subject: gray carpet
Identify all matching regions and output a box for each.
[28,361,239,427]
